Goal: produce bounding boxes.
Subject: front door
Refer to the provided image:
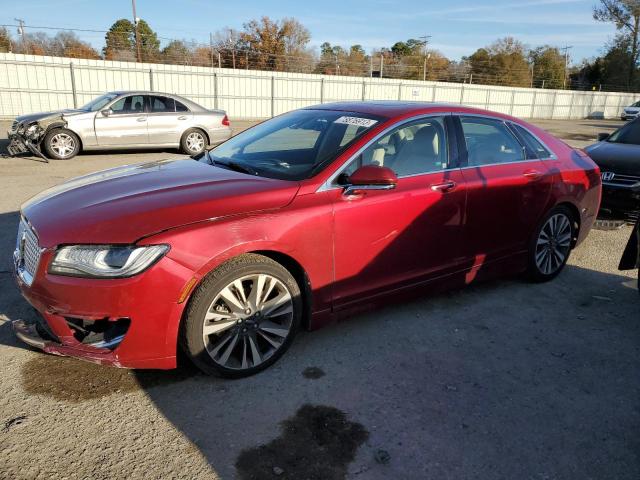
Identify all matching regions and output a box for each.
[94,94,149,146]
[456,115,553,263]
[331,115,468,308]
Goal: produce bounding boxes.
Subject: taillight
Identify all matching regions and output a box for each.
[221,115,230,127]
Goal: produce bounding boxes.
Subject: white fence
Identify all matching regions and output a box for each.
[1,52,636,120]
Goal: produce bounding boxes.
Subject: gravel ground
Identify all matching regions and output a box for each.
[0,117,638,480]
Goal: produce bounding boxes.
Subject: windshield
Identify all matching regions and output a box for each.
[205,109,385,180]
[607,120,640,145]
[632,101,640,107]
[80,93,120,112]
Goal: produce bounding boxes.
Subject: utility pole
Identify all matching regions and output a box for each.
[419,35,431,81]
[132,0,142,62]
[380,51,384,78]
[14,18,25,54]
[530,64,534,88]
[209,32,214,68]
[561,45,573,89]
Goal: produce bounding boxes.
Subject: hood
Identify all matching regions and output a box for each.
[624,107,640,113]
[22,159,300,247]
[584,141,640,175]
[15,109,87,124]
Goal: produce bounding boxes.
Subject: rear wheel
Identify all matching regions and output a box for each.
[180,128,207,155]
[181,254,302,377]
[527,206,575,282]
[43,128,80,160]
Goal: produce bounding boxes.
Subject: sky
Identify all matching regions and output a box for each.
[2,0,618,63]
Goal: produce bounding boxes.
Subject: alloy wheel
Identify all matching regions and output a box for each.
[50,133,76,158]
[535,213,572,275]
[186,132,205,153]
[202,273,294,370]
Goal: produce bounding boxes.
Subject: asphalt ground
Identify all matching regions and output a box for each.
[0,117,638,480]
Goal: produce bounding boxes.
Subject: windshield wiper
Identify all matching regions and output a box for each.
[213,158,259,176]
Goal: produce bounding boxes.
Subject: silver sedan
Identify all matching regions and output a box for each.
[7,91,232,160]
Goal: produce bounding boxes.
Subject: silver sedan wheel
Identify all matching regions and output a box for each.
[185,131,205,153]
[50,133,76,158]
[202,273,294,370]
[535,213,572,275]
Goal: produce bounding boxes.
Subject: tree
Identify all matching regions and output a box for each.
[529,46,565,89]
[103,18,159,62]
[570,35,640,91]
[137,20,160,62]
[104,19,135,59]
[468,37,530,87]
[212,27,245,68]
[240,16,311,71]
[0,27,11,53]
[162,40,192,64]
[594,0,640,85]
[49,32,100,59]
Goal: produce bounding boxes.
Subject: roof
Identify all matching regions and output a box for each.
[306,100,517,122]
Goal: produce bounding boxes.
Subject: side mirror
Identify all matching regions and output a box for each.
[344,165,398,195]
[597,132,609,141]
[101,108,113,117]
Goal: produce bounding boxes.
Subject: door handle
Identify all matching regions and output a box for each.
[523,169,543,181]
[430,181,457,193]
[177,116,187,120]
[137,117,147,122]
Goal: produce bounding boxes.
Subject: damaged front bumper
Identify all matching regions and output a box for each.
[7,132,48,161]
[6,113,68,161]
[13,313,131,367]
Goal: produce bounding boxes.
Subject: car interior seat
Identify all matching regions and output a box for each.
[390,125,440,176]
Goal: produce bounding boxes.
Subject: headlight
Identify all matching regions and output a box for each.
[25,124,39,137]
[49,244,169,278]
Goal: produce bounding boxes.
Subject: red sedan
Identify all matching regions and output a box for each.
[13,102,601,377]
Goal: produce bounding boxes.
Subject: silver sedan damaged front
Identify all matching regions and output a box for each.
[7,114,67,162]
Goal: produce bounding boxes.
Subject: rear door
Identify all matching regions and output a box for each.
[94,94,149,146]
[455,115,553,262]
[147,95,191,145]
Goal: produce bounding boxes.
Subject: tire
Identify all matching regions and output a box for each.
[43,128,80,160]
[180,128,208,155]
[180,254,302,377]
[527,206,576,282]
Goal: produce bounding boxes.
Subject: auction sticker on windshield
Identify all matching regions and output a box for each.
[334,116,378,127]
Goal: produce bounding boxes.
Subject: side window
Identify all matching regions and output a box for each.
[511,124,552,159]
[109,95,145,114]
[175,101,189,112]
[339,117,449,180]
[150,96,176,113]
[460,117,525,166]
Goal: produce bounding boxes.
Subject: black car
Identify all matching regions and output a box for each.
[619,218,639,293]
[585,120,640,223]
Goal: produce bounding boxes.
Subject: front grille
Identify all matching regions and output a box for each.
[14,219,42,286]
[602,172,640,188]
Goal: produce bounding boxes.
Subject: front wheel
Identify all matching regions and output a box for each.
[43,128,80,160]
[527,206,575,282]
[181,254,302,377]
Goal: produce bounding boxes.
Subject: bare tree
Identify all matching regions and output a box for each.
[594,0,640,85]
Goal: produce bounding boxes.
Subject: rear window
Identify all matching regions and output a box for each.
[150,96,176,112]
[176,101,189,112]
[511,124,552,159]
